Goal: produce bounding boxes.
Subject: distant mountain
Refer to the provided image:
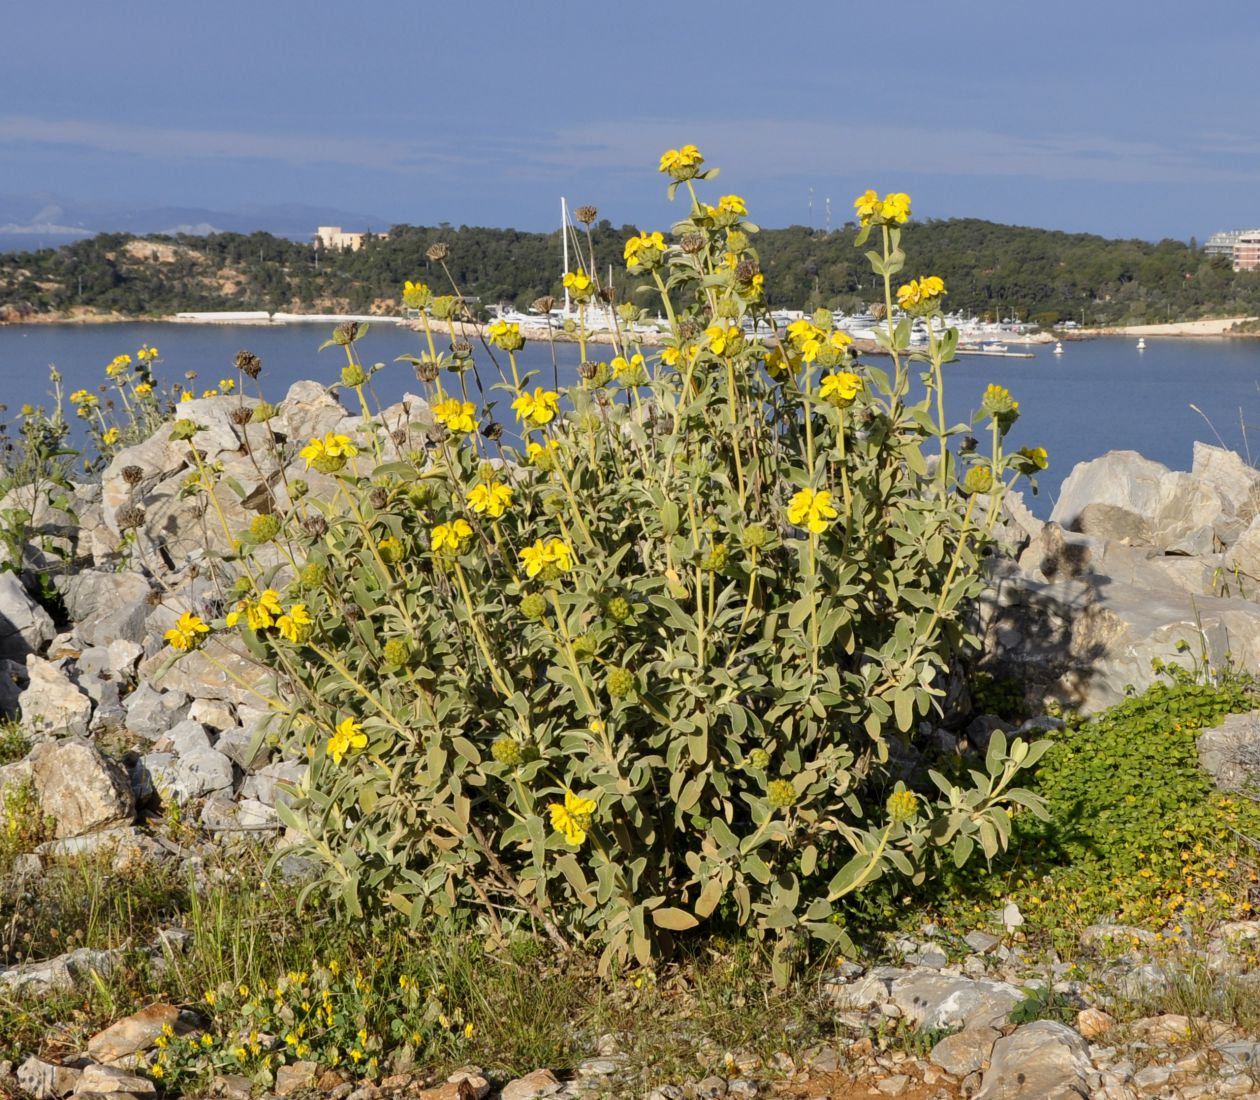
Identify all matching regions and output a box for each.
[0,193,390,253]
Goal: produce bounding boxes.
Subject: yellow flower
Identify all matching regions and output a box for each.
[431,518,473,556]
[717,194,747,216]
[402,279,432,309]
[562,268,591,294]
[1016,446,1049,471]
[519,537,573,578]
[135,382,153,397]
[787,488,839,535]
[327,717,367,764]
[526,438,560,464]
[623,230,667,267]
[658,144,704,178]
[661,347,681,367]
[202,389,219,398]
[896,281,922,308]
[464,1022,475,1039]
[165,612,209,652]
[300,433,359,469]
[219,378,236,392]
[886,788,919,824]
[882,192,912,224]
[467,481,512,518]
[611,353,645,380]
[69,389,95,406]
[180,391,193,403]
[102,427,120,446]
[982,383,1019,418]
[819,371,863,407]
[276,603,313,643]
[226,589,283,631]
[853,189,880,223]
[487,319,524,352]
[548,788,597,846]
[204,990,216,1007]
[921,275,945,298]
[137,345,158,362]
[705,325,742,357]
[512,386,560,427]
[433,397,478,434]
[106,354,132,378]
[765,345,799,380]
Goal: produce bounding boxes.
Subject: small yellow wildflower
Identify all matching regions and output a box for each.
[299,433,359,470]
[512,386,560,427]
[486,319,525,352]
[787,488,839,535]
[562,268,592,296]
[402,279,432,309]
[464,1022,475,1039]
[611,353,645,380]
[137,345,158,362]
[819,371,863,407]
[202,389,219,398]
[717,194,747,216]
[102,427,120,446]
[327,717,367,764]
[432,397,478,434]
[276,603,313,644]
[659,144,704,179]
[519,537,573,578]
[623,230,667,267]
[135,382,153,397]
[467,481,513,518]
[164,612,209,653]
[882,191,912,224]
[526,438,560,464]
[705,325,742,357]
[853,189,881,225]
[548,788,597,846]
[431,517,473,556]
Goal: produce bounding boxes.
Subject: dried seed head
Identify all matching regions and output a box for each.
[343,604,363,623]
[333,321,360,346]
[451,340,472,358]
[678,318,701,341]
[230,407,253,425]
[122,465,144,486]
[577,362,598,381]
[116,503,146,531]
[368,487,389,510]
[681,234,706,255]
[532,295,556,315]
[391,428,408,447]
[416,360,440,383]
[302,515,328,538]
[234,351,262,378]
[481,420,504,442]
[598,285,617,305]
[575,205,598,225]
[426,242,449,262]
[735,258,760,284]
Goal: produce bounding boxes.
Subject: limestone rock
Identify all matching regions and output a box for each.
[1073,503,1153,545]
[274,380,347,443]
[930,1026,1000,1076]
[173,747,235,796]
[138,636,273,705]
[29,738,135,838]
[975,1020,1091,1099]
[1051,451,1170,530]
[0,946,117,994]
[1076,1006,1115,1039]
[87,1003,182,1063]
[124,683,190,740]
[19,656,93,736]
[58,571,153,647]
[1198,711,1260,793]
[160,719,213,756]
[74,1063,157,1095]
[499,1069,561,1100]
[1192,442,1260,523]
[889,971,1022,1031]
[274,1061,319,1096]
[17,1056,82,1100]
[0,571,55,660]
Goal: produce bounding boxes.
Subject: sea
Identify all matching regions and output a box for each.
[1,321,1258,520]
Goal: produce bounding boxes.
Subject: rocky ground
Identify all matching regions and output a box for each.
[4,387,1260,1098]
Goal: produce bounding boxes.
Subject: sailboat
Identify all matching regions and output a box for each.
[1137,337,1147,350]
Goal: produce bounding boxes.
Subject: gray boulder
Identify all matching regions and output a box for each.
[19,656,93,736]
[1051,451,1170,530]
[0,571,55,660]
[173,747,235,796]
[889,971,1022,1031]
[1193,441,1260,522]
[57,570,153,647]
[124,683,190,739]
[1198,711,1260,793]
[28,738,135,838]
[975,1020,1091,1099]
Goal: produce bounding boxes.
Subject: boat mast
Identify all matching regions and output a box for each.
[561,196,571,317]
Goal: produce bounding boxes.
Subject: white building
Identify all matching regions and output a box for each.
[314,226,386,252]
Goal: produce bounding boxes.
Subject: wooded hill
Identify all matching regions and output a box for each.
[3,218,1258,327]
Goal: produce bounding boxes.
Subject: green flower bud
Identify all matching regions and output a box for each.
[700,543,728,573]
[492,737,524,766]
[477,460,498,482]
[606,666,635,698]
[407,482,435,509]
[289,479,309,500]
[963,466,994,495]
[250,402,278,424]
[606,596,631,623]
[169,419,199,442]
[572,633,598,661]
[311,454,347,475]
[747,748,770,771]
[249,513,281,542]
[382,637,411,668]
[299,561,326,588]
[341,364,368,388]
[520,593,548,620]
[543,494,566,516]
[742,523,771,550]
[767,778,797,809]
[229,575,254,598]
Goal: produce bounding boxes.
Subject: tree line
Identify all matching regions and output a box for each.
[3,217,1259,327]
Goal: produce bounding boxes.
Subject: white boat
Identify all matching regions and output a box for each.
[1053,341,1064,355]
[1137,337,1147,350]
[981,341,1010,353]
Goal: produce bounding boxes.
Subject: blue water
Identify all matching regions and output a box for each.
[1,322,1258,518]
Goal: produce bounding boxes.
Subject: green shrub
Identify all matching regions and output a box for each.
[168,154,1050,976]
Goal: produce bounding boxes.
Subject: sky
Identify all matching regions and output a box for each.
[3,0,1260,242]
